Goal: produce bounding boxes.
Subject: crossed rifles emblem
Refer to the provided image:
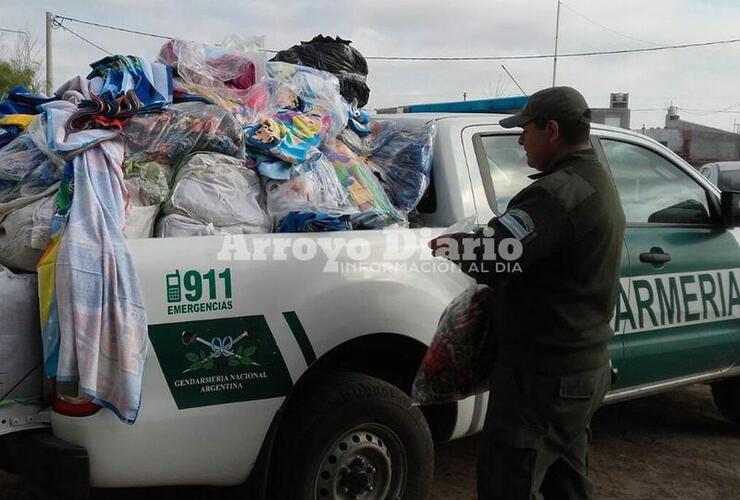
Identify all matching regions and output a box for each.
[180,329,259,373]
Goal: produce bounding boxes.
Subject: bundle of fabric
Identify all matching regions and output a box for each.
[278,211,351,232]
[322,139,405,229]
[0,195,55,271]
[0,125,63,205]
[0,85,56,115]
[0,265,43,408]
[33,100,148,424]
[271,35,370,107]
[339,118,398,157]
[0,85,56,150]
[68,55,172,130]
[0,112,67,271]
[158,152,271,237]
[123,161,173,239]
[366,121,435,213]
[263,155,354,222]
[158,38,264,122]
[244,112,325,165]
[243,64,350,171]
[122,102,244,166]
[0,113,35,150]
[412,284,496,405]
[263,62,349,139]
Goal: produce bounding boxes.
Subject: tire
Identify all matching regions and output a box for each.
[711,378,740,424]
[271,370,434,500]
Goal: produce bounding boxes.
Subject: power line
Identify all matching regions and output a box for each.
[51,13,740,62]
[53,19,112,55]
[560,2,664,47]
[681,107,740,115]
[0,28,29,38]
[361,37,740,61]
[54,14,173,40]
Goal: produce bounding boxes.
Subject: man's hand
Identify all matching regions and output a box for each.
[428,232,470,260]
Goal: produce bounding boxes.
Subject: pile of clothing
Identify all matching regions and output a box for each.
[0,35,436,424]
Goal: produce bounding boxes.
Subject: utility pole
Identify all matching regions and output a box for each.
[552,0,561,87]
[45,12,54,96]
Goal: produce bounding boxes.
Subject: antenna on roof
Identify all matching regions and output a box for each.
[501,65,527,96]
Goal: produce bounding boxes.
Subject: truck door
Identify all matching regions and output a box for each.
[462,125,627,377]
[597,135,740,388]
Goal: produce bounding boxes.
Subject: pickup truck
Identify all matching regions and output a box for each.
[3,112,740,500]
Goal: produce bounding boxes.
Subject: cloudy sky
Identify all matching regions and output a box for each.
[3,0,740,131]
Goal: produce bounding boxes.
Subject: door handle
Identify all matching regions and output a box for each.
[639,247,672,265]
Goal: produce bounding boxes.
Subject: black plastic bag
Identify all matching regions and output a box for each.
[271,35,370,107]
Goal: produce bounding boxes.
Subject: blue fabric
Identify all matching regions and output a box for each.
[258,159,293,180]
[278,211,351,232]
[348,106,371,136]
[69,55,173,129]
[0,126,22,149]
[0,86,56,115]
[369,123,435,213]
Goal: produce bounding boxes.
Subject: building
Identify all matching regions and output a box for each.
[641,106,740,166]
[590,93,631,129]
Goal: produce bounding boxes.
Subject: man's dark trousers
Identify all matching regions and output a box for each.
[478,363,611,500]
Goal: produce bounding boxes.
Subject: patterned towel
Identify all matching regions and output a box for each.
[54,138,148,424]
[37,101,148,424]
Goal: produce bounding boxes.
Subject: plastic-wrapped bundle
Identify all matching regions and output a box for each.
[0,195,54,271]
[244,112,325,165]
[156,213,265,238]
[339,119,397,157]
[123,102,244,166]
[123,161,173,206]
[263,155,354,221]
[322,139,406,229]
[270,35,370,107]
[411,284,496,405]
[368,122,435,213]
[0,117,65,205]
[121,161,173,239]
[162,152,271,234]
[0,265,43,407]
[158,38,265,105]
[264,63,349,139]
[156,214,217,237]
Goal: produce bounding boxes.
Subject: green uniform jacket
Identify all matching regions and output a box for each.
[456,149,625,374]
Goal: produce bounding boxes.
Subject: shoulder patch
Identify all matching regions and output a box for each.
[498,208,535,240]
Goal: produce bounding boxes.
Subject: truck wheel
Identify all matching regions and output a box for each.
[272,370,434,500]
[711,378,740,424]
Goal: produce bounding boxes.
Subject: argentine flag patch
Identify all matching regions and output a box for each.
[498,208,535,241]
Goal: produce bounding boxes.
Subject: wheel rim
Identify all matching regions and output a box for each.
[314,423,407,500]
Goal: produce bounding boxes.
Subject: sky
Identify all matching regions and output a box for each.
[2,0,740,132]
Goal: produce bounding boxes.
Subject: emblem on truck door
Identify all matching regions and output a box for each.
[149,316,293,409]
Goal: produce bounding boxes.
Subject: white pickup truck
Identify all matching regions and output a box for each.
[3,112,740,500]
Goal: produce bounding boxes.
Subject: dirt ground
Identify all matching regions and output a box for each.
[431,384,740,500]
[2,384,739,499]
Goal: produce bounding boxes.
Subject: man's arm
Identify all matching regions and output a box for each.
[431,186,573,286]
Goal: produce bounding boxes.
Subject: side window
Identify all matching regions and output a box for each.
[601,139,714,225]
[474,134,535,213]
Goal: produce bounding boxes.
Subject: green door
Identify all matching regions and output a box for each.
[600,138,740,388]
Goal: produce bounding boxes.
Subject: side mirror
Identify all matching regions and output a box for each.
[721,191,740,228]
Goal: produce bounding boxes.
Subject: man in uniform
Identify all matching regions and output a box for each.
[432,86,625,499]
